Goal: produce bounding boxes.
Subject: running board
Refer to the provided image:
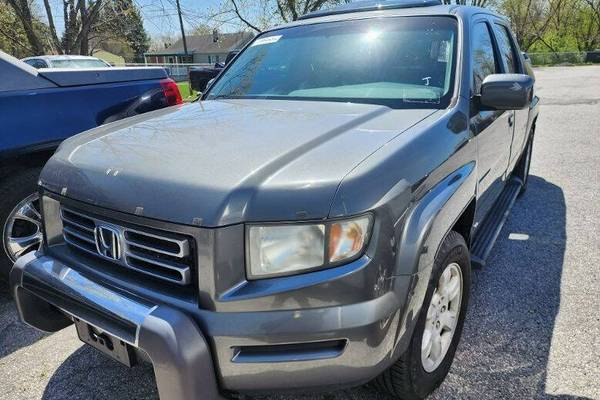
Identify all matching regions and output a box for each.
[471,178,522,268]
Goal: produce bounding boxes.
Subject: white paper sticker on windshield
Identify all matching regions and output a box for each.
[251,35,282,47]
[438,40,450,63]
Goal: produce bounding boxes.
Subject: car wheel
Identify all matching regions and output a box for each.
[373,231,471,399]
[0,168,43,281]
[517,136,533,197]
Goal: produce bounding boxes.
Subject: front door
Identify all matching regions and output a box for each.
[470,20,514,230]
[492,21,530,173]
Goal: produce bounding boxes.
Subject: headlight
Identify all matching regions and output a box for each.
[247,215,372,279]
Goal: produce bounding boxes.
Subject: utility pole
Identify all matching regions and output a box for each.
[175,0,188,57]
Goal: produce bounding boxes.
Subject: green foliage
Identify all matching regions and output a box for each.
[96,0,150,62]
[0,0,49,57]
[0,1,31,57]
[502,0,600,53]
[177,82,199,101]
[3,0,149,60]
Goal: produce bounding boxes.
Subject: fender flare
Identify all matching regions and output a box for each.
[395,161,476,277]
[391,161,476,355]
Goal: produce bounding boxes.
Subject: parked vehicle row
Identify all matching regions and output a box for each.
[7,1,538,399]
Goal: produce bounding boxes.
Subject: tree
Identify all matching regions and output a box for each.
[149,34,176,52]
[574,0,600,50]
[5,0,149,59]
[500,0,562,51]
[221,0,495,33]
[0,0,45,57]
[6,0,47,54]
[273,0,349,22]
[220,0,349,32]
[94,0,150,61]
[6,0,105,55]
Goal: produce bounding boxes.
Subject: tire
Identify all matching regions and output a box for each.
[373,231,471,399]
[516,136,534,197]
[0,167,43,282]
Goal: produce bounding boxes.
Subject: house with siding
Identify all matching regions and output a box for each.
[144,31,254,65]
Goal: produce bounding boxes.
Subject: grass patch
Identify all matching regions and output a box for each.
[177,82,199,102]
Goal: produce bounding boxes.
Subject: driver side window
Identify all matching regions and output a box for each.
[471,22,498,95]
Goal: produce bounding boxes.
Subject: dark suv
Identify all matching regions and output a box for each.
[11,1,539,399]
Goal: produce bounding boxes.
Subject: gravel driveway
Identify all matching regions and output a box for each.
[0,65,599,400]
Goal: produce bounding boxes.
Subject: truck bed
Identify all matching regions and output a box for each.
[39,67,167,87]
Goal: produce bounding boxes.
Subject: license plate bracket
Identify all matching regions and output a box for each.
[74,318,136,367]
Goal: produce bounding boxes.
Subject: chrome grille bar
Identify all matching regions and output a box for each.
[59,206,193,285]
[63,225,95,244]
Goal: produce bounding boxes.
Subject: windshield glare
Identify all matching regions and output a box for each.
[206,16,457,109]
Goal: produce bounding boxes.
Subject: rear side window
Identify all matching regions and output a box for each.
[494,24,519,73]
[471,22,498,94]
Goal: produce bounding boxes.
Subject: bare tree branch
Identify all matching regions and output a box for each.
[230,0,262,32]
[42,0,63,53]
[6,0,46,54]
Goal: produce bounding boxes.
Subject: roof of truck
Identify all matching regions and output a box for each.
[299,0,445,20]
[276,0,504,30]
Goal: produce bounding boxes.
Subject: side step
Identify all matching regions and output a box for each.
[471,178,522,268]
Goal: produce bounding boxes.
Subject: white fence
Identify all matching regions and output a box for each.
[115,62,213,81]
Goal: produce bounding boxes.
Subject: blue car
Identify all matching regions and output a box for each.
[0,50,183,279]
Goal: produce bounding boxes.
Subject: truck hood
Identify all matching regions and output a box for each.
[41,99,436,226]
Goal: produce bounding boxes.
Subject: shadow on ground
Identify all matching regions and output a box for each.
[0,284,48,358]
[42,345,157,400]
[434,176,584,399]
[13,175,581,399]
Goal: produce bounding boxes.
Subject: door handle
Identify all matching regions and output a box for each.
[508,113,514,127]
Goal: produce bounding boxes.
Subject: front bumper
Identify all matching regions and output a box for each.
[11,251,223,400]
[11,251,412,398]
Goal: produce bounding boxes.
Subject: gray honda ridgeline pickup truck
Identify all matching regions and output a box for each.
[10,1,539,399]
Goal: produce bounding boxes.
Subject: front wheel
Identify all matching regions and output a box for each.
[373,231,471,399]
[0,168,44,281]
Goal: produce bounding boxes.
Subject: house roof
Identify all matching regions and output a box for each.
[147,32,255,56]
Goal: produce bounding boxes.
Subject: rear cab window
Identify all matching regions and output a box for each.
[25,59,48,69]
[493,23,520,73]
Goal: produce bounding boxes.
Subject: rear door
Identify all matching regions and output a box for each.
[470,18,513,229]
[491,21,530,173]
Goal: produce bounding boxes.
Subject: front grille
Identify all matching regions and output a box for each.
[60,207,193,285]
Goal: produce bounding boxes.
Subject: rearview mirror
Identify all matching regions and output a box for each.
[480,74,533,110]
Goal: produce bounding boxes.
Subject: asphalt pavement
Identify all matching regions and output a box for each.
[0,65,598,400]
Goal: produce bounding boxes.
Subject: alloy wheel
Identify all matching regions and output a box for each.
[421,262,463,373]
[2,192,43,262]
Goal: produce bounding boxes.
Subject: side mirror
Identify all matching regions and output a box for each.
[225,50,239,65]
[189,68,221,92]
[205,78,216,92]
[480,74,533,110]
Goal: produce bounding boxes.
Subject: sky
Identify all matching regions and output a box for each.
[135,0,224,37]
[45,0,233,39]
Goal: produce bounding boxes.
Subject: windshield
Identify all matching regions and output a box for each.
[50,59,110,68]
[206,16,457,109]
